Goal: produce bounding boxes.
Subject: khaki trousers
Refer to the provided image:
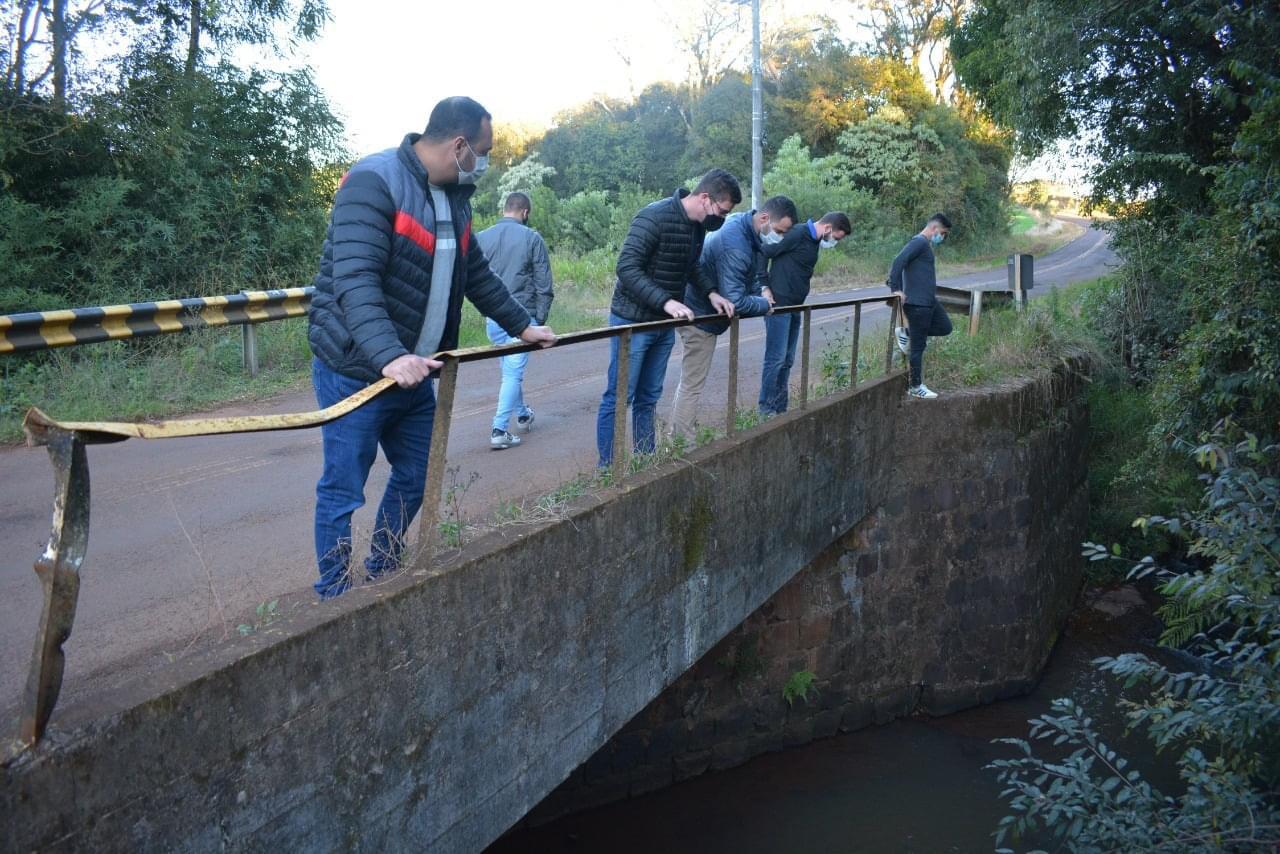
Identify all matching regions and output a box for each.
[670,325,718,439]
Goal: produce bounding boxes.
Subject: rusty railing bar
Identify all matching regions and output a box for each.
[725,316,739,435]
[416,357,459,554]
[20,424,89,747]
[611,328,631,481]
[799,307,812,409]
[851,303,862,387]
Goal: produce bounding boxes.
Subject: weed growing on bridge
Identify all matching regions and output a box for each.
[236,599,280,636]
[782,670,819,707]
[440,467,481,549]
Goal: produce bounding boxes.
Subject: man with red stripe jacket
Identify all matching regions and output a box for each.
[307,96,556,599]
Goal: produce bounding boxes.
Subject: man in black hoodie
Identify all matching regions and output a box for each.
[595,169,741,467]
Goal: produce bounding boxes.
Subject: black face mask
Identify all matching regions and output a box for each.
[703,214,725,232]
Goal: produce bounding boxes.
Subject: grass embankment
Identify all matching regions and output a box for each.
[0,211,1085,443]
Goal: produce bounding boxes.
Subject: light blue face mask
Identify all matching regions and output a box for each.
[761,225,783,245]
[931,232,946,246]
[455,139,489,185]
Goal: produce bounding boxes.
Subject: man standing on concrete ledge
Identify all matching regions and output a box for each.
[596,168,741,468]
[670,195,798,440]
[888,212,953,399]
[758,210,852,416]
[307,96,557,599]
[477,191,554,450]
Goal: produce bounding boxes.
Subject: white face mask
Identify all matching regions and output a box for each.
[761,225,783,245]
[820,237,838,249]
[454,139,489,185]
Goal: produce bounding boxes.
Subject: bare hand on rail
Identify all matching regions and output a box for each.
[708,291,735,318]
[663,299,695,321]
[381,354,442,388]
[519,324,558,348]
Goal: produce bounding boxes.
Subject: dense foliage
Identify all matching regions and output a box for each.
[953,0,1280,848]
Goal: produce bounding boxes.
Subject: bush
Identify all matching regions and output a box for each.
[993,436,1280,852]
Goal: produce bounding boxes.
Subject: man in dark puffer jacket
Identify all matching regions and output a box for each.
[307,96,556,599]
[595,169,742,467]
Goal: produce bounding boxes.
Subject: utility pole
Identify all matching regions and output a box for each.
[750,0,763,209]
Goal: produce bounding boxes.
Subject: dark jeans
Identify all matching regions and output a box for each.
[312,357,436,599]
[596,312,675,467]
[905,301,953,386]
[759,312,801,414]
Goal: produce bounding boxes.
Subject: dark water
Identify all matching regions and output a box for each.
[490,587,1179,854]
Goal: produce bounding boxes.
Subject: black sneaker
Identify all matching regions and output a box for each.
[516,409,535,432]
[490,428,521,449]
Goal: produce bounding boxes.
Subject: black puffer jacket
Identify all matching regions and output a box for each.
[610,189,714,323]
[308,133,530,382]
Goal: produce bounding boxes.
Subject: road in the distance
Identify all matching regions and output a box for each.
[0,219,1115,724]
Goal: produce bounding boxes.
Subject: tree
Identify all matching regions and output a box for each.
[855,0,968,102]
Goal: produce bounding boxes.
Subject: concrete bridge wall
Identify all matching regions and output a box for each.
[1,363,1086,853]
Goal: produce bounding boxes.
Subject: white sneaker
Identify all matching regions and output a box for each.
[894,326,910,355]
[516,409,535,432]
[907,384,938,399]
[490,428,521,449]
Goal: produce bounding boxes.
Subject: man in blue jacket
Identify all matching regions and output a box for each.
[670,195,798,439]
[595,169,741,468]
[758,211,852,415]
[307,96,556,599]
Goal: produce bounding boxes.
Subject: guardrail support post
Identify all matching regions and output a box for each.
[416,357,458,556]
[242,323,259,377]
[726,316,740,435]
[799,307,812,409]
[968,290,984,336]
[851,303,861,386]
[611,330,631,481]
[19,425,89,747]
[885,300,899,374]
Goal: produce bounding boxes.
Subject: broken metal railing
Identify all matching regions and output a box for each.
[15,292,905,748]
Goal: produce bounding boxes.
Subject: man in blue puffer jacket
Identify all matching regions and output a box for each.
[307,96,557,599]
[669,195,798,439]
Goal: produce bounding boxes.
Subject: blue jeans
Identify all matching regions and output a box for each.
[759,312,801,414]
[312,358,436,599]
[486,318,532,431]
[596,312,675,467]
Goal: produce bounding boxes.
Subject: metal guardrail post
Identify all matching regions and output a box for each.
[726,316,740,435]
[968,290,984,336]
[799,307,812,409]
[416,357,458,553]
[20,424,89,746]
[851,303,861,386]
[884,299,899,374]
[242,323,259,377]
[611,330,631,480]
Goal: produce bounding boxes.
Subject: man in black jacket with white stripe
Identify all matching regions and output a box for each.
[306,96,556,599]
[595,169,741,467]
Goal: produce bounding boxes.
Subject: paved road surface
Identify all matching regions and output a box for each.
[0,219,1116,723]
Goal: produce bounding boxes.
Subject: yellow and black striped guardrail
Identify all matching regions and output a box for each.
[0,287,313,355]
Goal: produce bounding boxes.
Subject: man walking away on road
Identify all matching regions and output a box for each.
[476,191,554,450]
[307,96,557,599]
[596,169,742,468]
[757,211,852,416]
[887,212,952,399]
[670,194,798,439]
